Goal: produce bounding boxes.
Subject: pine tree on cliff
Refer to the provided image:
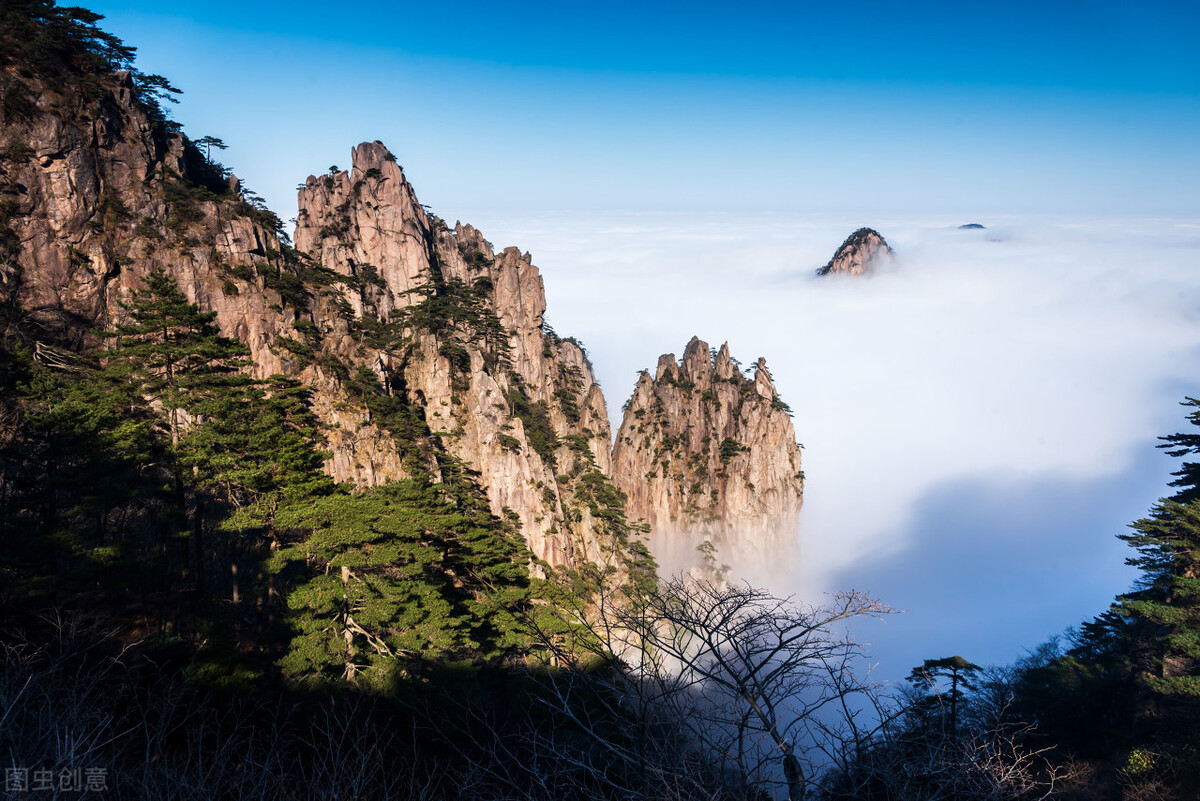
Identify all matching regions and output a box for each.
[270,479,533,686]
[103,268,255,590]
[105,268,252,448]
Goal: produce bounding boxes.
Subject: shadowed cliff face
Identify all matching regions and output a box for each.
[0,65,625,569]
[611,336,804,580]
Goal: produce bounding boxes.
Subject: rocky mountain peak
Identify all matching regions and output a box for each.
[817,227,893,276]
[612,337,804,581]
[714,342,736,380]
[655,352,677,381]
[681,335,714,385]
[1,75,628,571]
[294,141,432,319]
[291,142,622,567]
[754,357,776,399]
[0,24,804,583]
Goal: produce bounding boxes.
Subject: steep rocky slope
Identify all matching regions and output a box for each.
[292,142,620,566]
[1,42,806,578]
[611,337,804,577]
[0,63,628,569]
[817,227,893,276]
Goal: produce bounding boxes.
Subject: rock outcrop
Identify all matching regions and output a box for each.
[0,65,626,569]
[1,56,809,580]
[611,337,804,579]
[292,143,619,567]
[817,227,893,276]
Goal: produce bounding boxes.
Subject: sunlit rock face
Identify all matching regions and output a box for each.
[3,60,808,576]
[817,227,894,276]
[0,61,620,568]
[611,337,805,580]
[294,142,617,566]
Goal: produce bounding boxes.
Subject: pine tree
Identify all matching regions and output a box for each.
[270,479,532,686]
[907,655,983,735]
[105,267,252,449]
[1109,399,1200,698]
[1119,500,1200,696]
[0,343,166,611]
[101,268,258,595]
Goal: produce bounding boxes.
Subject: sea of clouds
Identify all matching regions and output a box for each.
[459,210,1200,678]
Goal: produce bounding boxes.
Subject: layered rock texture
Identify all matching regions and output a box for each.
[1,57,806,580]
[612,338,805,578]
[817,227,893,276]
[0,65,624,569]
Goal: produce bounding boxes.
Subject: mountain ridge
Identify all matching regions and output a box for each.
[0,23,804,581]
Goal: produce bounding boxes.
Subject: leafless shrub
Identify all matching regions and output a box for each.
[0,616,427,800]
[519,576,893,800]
[819,685,1064,800]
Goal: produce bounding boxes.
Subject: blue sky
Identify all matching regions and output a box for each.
[87,0,1200,221]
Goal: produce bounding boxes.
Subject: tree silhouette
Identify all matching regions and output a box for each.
[195,135,227,163]
[907,655,982,735]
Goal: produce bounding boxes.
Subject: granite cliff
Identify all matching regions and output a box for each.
[611,337,805,578]
[817,227,893,276]
[0,63,627,569]
[1,52,805,580]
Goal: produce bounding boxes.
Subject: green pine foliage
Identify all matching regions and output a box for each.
[0,342,168,610]
[2,265,542,688]
[105,268,254,446]
[181,375,335,511]
[1120,500,1200,696]
[1107,398,1200,703]
[1158,397,1200,503]
[0,0,181,126]
[1003,398,1200,796]
[271,479,533,687]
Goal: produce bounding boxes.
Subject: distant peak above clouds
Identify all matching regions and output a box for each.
[817,227,894,277]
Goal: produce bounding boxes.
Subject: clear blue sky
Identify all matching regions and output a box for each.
[86,0,1200,220]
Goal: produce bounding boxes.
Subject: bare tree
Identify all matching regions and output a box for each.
[524,575,893,800]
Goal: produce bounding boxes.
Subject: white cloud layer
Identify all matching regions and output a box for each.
[461,210,1200,675]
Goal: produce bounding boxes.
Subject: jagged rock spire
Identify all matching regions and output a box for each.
[612,337,804,582]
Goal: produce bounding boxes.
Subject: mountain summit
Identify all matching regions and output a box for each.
[611,337,804,579]
[817,227,894,276]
